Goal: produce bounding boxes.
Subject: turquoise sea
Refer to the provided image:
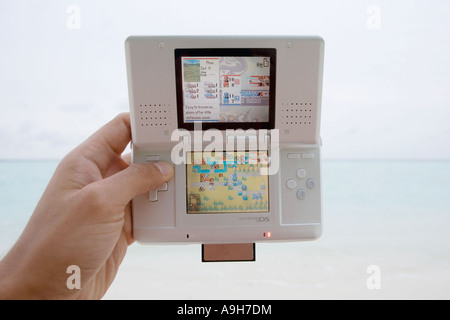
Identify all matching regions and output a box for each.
[1,160,450,299]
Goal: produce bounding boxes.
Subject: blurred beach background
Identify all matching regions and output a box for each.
[1,160,449,299]
[1,1,450,299]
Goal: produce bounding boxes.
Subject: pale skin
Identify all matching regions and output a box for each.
[0,113,174,299]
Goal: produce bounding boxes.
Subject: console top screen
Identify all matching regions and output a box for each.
[175,49,276,130]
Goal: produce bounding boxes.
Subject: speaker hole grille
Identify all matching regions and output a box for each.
[138,104,172,127]
[280,102,313,125]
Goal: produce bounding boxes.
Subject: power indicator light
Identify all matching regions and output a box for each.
[264,232,272,238]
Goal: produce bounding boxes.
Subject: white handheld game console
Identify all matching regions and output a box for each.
[125,36,324,245]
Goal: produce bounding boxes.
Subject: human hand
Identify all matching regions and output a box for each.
[0,113,174,299]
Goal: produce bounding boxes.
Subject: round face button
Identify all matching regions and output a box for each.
[306,178,317,189]
[297,189,307,200]
[296,168,307,179]
[286,179,297,190]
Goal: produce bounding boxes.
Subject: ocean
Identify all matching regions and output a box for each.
[1,160,449,299]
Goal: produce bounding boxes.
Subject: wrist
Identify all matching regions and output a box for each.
[0,247,42,299]
[0,245,71,300]
[0,252,29,299]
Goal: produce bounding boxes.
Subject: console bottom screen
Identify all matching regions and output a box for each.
[186,151,269,214]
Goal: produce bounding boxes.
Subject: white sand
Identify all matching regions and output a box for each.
[103,161,450,300]
[103,233,450,300]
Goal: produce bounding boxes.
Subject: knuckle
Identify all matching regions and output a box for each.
[79,184,108,212]
[115,112,130,126]
[114,112,129,121]
[131,163,165,188]
[130,163,152,176]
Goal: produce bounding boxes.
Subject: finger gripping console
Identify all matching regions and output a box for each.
[125,36,324,245]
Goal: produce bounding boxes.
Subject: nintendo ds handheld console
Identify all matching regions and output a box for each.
[125,36,324,245]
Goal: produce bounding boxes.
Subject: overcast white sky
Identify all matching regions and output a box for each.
[0,0,449,159]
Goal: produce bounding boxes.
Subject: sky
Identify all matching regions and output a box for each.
[0,0,449,160]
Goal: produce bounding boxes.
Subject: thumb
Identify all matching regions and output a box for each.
[94,161,174,206]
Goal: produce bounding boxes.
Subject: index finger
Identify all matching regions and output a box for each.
[78,113,132,170]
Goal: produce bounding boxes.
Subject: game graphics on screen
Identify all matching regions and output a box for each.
[181,56,271,123]
[127,37,323,246]
[186,151,270,214]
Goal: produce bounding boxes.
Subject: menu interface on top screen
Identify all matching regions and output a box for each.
[175,49,276,128]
